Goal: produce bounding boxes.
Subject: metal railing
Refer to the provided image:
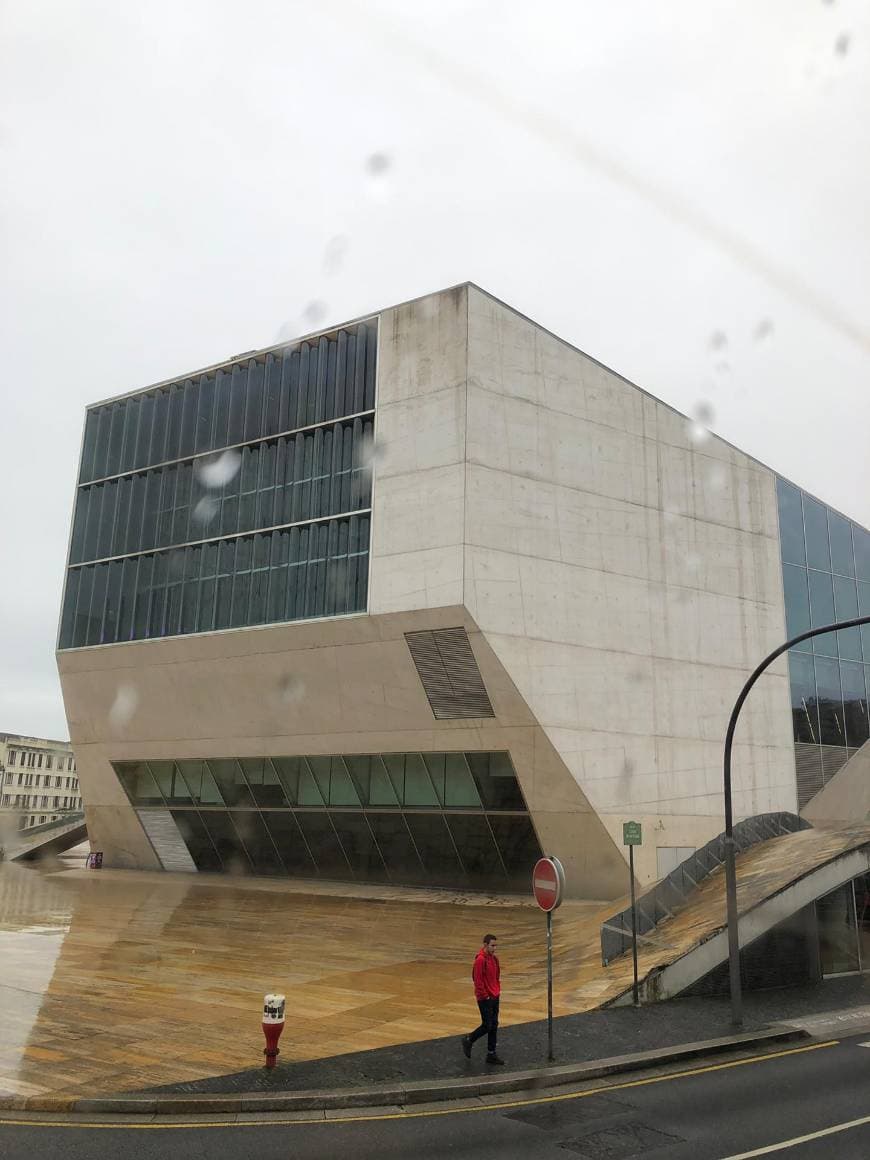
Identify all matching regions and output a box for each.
[600,812,811,965]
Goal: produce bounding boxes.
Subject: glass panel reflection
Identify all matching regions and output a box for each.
[199,812,253,874]
[817,883,859,976]
[261,811,317,875]
[294,812,350,877]
[365,813,426,884]
[171,810,222,872]
[229,810,284,876]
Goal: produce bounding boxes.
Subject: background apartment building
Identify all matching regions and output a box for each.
[0,734,81,831]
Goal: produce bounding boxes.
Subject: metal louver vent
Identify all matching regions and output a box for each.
[795,742,854,809]
[405,627,495,720]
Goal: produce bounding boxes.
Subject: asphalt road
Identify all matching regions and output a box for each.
[2,1035,870,1159]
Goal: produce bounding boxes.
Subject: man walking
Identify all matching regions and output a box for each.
[461,933,504,1065]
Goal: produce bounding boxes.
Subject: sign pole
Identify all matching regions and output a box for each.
[622,821,642,1007]
[532,855,565,1063]
[629,844,639,1007]
[546,908,554,1061]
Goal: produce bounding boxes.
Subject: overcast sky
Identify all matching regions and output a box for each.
[1,0,868,741]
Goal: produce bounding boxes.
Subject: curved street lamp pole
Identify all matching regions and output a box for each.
[724,614,870,1027]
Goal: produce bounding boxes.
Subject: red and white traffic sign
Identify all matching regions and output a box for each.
[533,856,565,912]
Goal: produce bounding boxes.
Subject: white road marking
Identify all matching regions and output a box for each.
[719,1114,870,1158]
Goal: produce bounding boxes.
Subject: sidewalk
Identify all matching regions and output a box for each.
[143,975,870,1096]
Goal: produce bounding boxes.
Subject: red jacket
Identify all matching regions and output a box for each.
[472,948,501,1000]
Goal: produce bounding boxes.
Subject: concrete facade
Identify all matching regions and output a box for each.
[57,282,799,895]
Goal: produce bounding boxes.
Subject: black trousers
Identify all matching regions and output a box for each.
[468,997,499,1053]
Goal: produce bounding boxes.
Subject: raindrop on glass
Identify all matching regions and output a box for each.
[323,234,349,276]
[197,449,241,489]
[277,674,305,706]
[708,465,728,492]
[753,318,774,341]
[192,496,220,525]
[303,300,327,328]
[109,684,139,730]
[688,401,715,445]
[834,32,850,55]
[275,317,298,343]
[364,152,393,199]
[357,430,387,471]
[708,330,728,351]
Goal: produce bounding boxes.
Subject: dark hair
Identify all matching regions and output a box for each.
[483,933,497,945]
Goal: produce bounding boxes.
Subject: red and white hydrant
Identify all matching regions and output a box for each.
[262,993,285,1069]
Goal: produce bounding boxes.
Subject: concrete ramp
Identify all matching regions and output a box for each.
[3,814,87,862]
[560,824,870,1010]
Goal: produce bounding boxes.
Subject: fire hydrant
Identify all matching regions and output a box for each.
[262,993,285,1068]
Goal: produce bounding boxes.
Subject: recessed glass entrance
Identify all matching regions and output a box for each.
[114,751,542,892]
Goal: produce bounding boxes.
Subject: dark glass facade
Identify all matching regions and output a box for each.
[115,752,542,891]
[776,478,870,805]
[59,323,376,649]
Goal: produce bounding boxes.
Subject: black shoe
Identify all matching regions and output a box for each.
[461,1035,472,1059]
[486,1053,505,1065]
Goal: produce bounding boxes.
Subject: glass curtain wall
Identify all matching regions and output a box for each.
[776,478,870,806]
[817,874,870,977]
[114,751,542,892]
[59,323,376,649]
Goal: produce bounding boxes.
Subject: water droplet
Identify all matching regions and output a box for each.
[197,449,241,489]
[754,318,774,341]
[708,330,728,351]
[688,401,715,444]
[323,235,348,276]
[109,685,139,730]
[303,300,327,328]
[275,317,298,343]
[357,430,387,470]
[714,360,731,375]
[192,496,220,525]
[364,152,393,199]
[834,32,850,55]
[277,674,305,706]
[708,465,728,492]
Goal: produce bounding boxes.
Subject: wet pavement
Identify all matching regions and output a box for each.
[141,975,870,1094]
[0,858,609,1099]
[3,827,869,1101]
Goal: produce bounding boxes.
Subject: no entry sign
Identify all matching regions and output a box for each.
[533,856,565,912]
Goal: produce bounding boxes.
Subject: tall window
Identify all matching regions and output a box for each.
[60,322,377,649]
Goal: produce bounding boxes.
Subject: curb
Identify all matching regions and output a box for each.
[0,1026,808,1118]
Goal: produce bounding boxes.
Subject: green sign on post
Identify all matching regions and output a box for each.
[623,821,642,846]
[623,819,642,1007]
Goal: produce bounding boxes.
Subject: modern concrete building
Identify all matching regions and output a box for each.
[56,283,870,898]
[0,733,80,831]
